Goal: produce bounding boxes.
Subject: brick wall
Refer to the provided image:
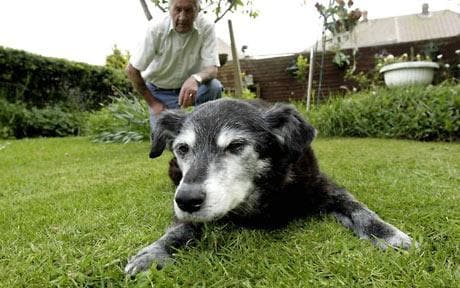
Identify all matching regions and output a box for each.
[217,36,460,102]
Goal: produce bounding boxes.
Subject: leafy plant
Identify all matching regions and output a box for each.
[315,1,361,69]
[332,50,350,68]
[315,0,362,36]
[294,54,309,82]
[344,49,383,91]
[84,91,150,143]
[376,51,433,70]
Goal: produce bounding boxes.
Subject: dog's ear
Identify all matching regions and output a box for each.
[263,103,316,161]
[150,110,188,159]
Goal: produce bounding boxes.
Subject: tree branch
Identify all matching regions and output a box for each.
[213,0,236,23]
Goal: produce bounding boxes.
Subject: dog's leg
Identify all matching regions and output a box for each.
[124,222,202,275]
[329,188,415,250]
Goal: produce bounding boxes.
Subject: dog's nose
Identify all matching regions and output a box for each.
[175,185,205,213]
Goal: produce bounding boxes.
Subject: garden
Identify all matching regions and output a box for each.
[1,37,459,286]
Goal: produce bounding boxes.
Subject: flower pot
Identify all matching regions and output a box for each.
[379,61,439,88]
[219,53,228,66]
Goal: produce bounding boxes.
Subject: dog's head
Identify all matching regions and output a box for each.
[150,99,316,222]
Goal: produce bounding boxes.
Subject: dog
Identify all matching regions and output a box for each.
[124,98,415,275]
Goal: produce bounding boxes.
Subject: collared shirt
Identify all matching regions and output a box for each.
[130,13,220,89]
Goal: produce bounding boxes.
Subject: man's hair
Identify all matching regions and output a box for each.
[169,0,201,12]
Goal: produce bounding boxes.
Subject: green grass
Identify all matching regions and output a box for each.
[0,137,459,287]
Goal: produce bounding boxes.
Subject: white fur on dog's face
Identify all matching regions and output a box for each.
[172,125,196,173]
[173,126,270,222]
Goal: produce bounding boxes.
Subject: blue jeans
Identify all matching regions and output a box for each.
[147,79,223,130]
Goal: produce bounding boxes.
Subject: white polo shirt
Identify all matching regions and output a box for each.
[130,13,220,89]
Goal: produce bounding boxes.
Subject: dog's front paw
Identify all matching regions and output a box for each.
[124,242,171,275]
[378,229,417,250]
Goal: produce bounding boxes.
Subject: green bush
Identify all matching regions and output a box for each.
[0,98,27,138]
[24,106,84,137]
[0,98,84,138]
[0,46,132,110]
[84,92,150,143]
[307,84,460,141]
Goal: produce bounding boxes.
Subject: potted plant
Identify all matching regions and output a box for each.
[378,53,439,88]
[219,53,228,66]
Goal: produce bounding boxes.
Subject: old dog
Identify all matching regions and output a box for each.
[125,98,415,275]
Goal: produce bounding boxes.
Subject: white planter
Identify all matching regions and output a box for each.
[379,61,439,88]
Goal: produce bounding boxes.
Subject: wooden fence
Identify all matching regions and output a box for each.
[217,36,460,102]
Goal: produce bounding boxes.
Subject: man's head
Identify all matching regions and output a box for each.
[169,0,200,33]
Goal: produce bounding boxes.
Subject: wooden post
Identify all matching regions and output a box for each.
[306,47,315,111]
[228,19,243,98]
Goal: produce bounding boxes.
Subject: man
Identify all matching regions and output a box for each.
[126,0,223,130]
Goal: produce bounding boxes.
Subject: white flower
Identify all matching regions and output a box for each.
[437,54,443,59]
[444,64,450,68]
[455,49,460,55]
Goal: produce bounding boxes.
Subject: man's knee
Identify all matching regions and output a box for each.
[205,78,223,101]
[206,79,223,99]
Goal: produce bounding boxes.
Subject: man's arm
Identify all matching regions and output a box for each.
[179,65,218,108]
[126,63,165,115]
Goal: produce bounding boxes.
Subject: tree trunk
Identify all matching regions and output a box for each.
[139,0,152,21]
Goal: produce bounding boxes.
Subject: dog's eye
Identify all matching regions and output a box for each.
[225,140,247,154]
[175,143,190,156]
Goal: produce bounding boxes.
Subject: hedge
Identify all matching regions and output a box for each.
[0,46,132,110]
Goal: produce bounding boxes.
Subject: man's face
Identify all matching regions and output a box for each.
[170,0,198,33]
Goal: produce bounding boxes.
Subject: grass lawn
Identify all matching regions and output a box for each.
[0,137,458,287]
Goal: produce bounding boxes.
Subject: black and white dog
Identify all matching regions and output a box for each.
[125,98,415,275]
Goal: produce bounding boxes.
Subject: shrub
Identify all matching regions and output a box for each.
[24,106,84,137]
[0,98,85,138]
[0,98,27,138]
[307,84,460,141]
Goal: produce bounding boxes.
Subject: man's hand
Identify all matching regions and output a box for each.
[149,100,166,116]
[179,76,199,108]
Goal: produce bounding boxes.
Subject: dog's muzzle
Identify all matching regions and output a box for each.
[175,183,206,213]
